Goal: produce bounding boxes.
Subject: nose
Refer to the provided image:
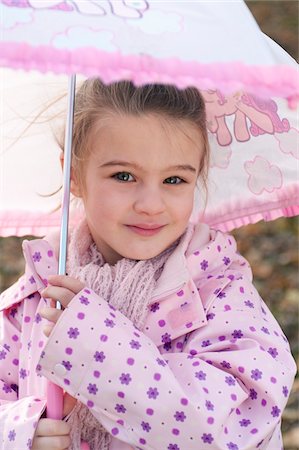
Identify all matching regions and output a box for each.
[133,184,165,216]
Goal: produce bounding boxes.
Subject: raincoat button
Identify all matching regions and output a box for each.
[54,363,67,377]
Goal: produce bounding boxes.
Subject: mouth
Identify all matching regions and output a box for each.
[125,224,165,237]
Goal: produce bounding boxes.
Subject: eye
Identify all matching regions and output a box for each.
[164,176,185,185]
[112,172,134,182]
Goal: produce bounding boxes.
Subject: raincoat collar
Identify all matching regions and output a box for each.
[0,239,58,311]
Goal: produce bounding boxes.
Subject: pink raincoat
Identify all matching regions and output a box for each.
[0,223,296,449]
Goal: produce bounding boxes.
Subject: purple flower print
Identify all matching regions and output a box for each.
[150,302,160,312]
[0,350,7,360]
[130,340,141,350]
[87,383,98,395]
[115,404,126,413]
[223,256,231,265]
[3,343,10,351]
[10,308,17,318]
[205,400,214,411]
[261,326,270,335]
[94,351,106,363]
[249,388,258,400]
[244,300,254,308]
[232,329,243,339]
[239,419,251,427]
[32,252,41,262]
[201,340,211,347]
[80,295,90,305]
[207,312,215,320]
[119,373,132,385]
[8,430,16,441]
[217,291,226,299]
[201,433,214,444]
[156,357,166,367]
[34,313,42,323]
[282,386,289,397]
[3,383,12,394]
[27,438,32,449]
[227,443,239,450]
[271,406,281,417]
[19,368,27,379]
[29,275,35,284]
[168,445,180,450]
[195,370,206,381]
[67,327,80,339]
[141,421,151,432]
[220,360,231,369]
[161,333,171,344]
[251,368,262,380]
[147,387,159,399]
[104,318,115,328]
[225,376,236,386]
[200,259,209,270]
[267,347,278,358]
[174,411,186,422]
[163,341,172,351]
[62,360,72,371]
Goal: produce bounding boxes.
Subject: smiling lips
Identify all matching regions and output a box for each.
[126,224,165,236]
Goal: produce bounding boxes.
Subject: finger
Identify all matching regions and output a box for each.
[43,323,55,337]
[63,392,77,417]
[40,307,63,323]
[35,418,70,437]
[41,286,74,308]
[48,274,85,294]
[32,435,71,450]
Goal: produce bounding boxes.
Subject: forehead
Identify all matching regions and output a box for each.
[90,113,203,167]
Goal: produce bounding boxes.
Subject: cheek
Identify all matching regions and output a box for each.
[88,187,128,219]
[173,190,195,219]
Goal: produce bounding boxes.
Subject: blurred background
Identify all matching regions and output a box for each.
[0,1,298,448]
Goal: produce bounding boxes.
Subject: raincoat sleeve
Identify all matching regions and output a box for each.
[0,279,47,450]
[37,268,296,450]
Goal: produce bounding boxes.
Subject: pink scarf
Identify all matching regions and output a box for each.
[65,220,179,449]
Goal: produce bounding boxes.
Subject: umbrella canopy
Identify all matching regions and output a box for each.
[0,0,298,237]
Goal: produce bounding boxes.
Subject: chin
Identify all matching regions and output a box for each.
[123,246,164,261]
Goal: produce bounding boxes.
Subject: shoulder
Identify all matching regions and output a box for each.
[186,222,253,281]
[0,236,58,311]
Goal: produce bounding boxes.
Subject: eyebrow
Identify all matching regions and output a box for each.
[100,160,197,173]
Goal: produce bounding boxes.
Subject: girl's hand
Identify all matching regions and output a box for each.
[40,275,85,337]
[32,418,71,450]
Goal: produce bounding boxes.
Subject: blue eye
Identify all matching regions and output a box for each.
[164,176,185,185]
[113,172,134,182]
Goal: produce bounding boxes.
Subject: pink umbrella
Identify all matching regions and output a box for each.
[0,0,298,445]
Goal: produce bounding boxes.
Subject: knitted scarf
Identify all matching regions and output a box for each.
[65,220,179,450]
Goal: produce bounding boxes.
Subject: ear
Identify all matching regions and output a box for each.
[60,151,82,198]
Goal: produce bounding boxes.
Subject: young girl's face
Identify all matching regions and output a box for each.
[71,114,204,264]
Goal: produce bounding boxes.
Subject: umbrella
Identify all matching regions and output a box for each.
[0,0,298,444]
[1,0,298,237]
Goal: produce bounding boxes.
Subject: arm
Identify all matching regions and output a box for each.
[0,281,47,450]
[38,274,296,449]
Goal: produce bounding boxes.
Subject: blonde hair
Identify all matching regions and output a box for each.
[59,79,210,193]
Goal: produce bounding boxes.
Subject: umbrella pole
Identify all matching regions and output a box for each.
[46,74,76,421]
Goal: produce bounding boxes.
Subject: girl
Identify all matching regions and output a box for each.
[0,80,296,450]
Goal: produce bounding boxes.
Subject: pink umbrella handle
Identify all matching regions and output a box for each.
[46,382,90,449]
[46,382,63,419]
